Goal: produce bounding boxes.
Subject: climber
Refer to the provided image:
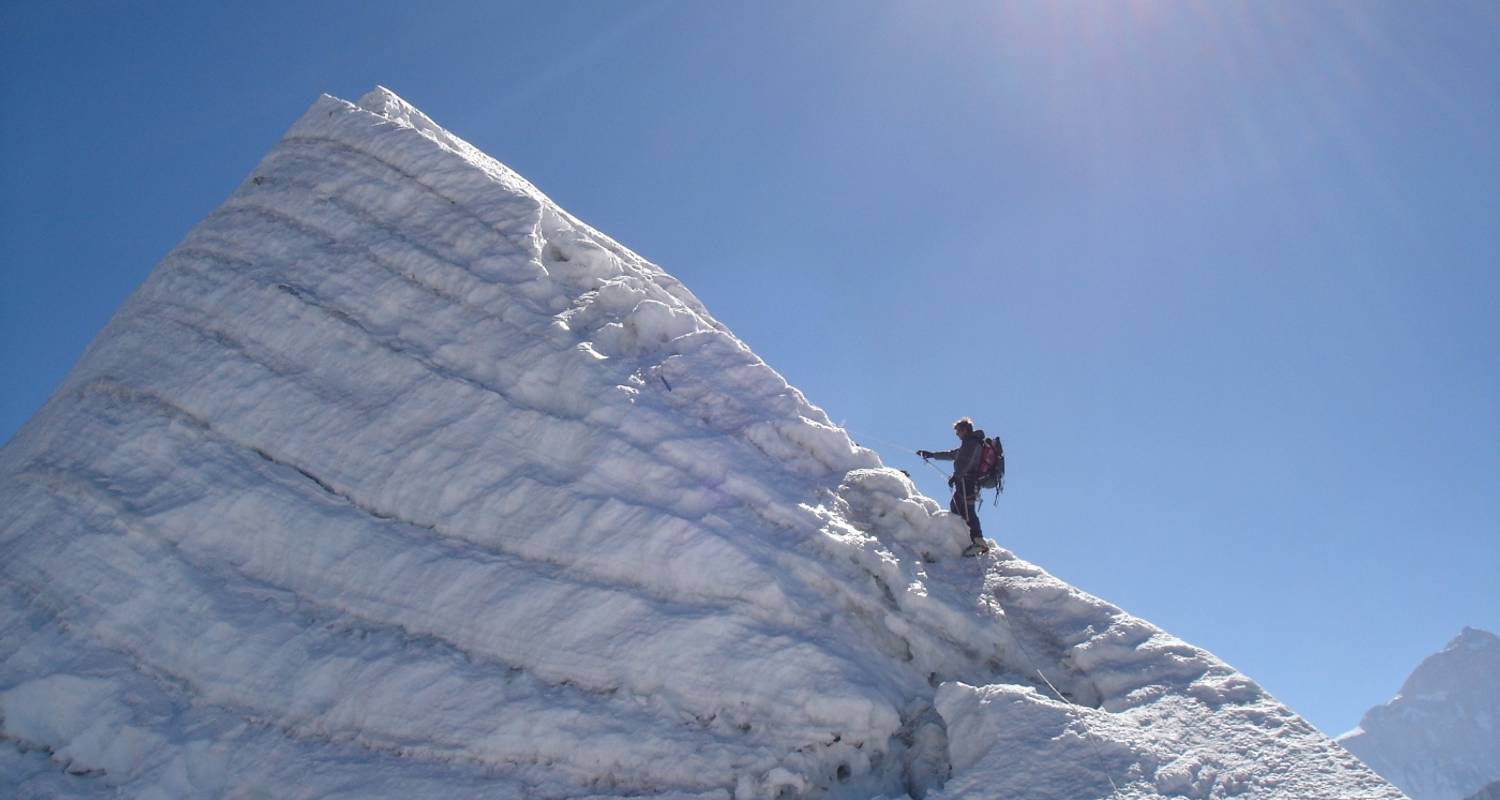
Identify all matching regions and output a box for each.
[917,417,989,554]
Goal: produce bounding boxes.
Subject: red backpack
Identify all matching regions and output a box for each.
[976,436,1005,492]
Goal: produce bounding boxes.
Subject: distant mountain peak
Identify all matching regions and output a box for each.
[1341,627,1500,800]
[1396,626,1500,698]
[1455,626,1500,649]
[1466,778,1500,800]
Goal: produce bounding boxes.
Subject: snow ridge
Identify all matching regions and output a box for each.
[1,88,1402,799]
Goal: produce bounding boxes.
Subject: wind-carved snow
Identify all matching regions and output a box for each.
[0,87,1402,799]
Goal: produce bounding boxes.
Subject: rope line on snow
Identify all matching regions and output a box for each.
[995,596,1124,797]
[920,458,951,479]
[842,426,956,481]
[849,424,1118,791]
[841,426,917,457]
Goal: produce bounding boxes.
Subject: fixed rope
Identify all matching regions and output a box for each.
[849,425,1115,790]
[994,599,1123,796]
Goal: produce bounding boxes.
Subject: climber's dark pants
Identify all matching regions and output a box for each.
[950,477,982,542]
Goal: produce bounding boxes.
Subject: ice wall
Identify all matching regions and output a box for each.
[0,88,1402,800]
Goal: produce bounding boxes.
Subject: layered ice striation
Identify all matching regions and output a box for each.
[0,87,1403,799]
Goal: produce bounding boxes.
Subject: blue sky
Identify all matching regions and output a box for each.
[3,1,1496,737]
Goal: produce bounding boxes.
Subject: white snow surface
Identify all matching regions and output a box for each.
[1339,627,1500,800]
[0,87,1402,799]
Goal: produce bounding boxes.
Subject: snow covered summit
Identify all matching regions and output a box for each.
[1340,627,1500,800]
[1,87,1401,799]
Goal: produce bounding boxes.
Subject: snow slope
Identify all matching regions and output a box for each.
[1339,627,1500,800]
[0,88,1402,799]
